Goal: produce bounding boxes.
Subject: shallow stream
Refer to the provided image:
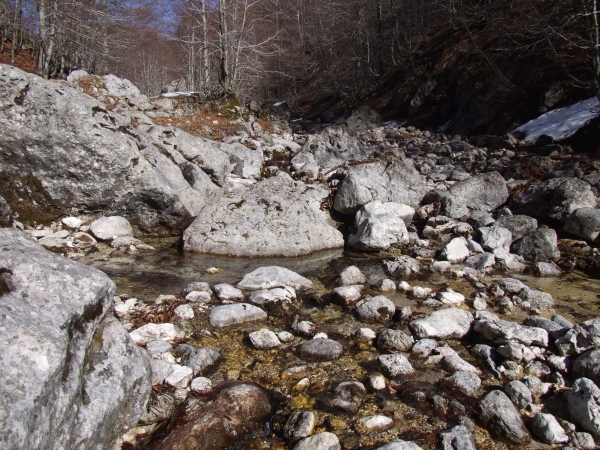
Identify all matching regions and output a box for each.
[81,244,600,449]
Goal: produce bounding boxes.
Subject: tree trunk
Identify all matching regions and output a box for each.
[219,0,229,87]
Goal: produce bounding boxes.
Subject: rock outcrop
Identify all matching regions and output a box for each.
[0,228,151,449]
[0,64,230,234]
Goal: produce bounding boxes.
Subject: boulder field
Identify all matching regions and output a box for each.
[3,65,600,449]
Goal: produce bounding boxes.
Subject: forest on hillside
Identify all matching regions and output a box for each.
[1,0,599,112]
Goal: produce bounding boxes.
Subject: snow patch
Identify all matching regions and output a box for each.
[513,96,600,142]
[161,91,199,98]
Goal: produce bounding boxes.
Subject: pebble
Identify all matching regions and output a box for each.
[249,329,281,349]
[377,329,414,353]
[356,328,377,341]
[370,374,387,391]
[208,303,267,327]
[213,283,244,301]
[284,411,315,440]
[338,265,367,286]
[355,295,396,322]
[380,279,396,292]
[164,365,193,389]
[298,339,343,361]
[277,331,295,343]
[293,432,341,450]
[378,354,415,377]
[190,377,212,394]
[173,304,194,320]
[355,415,394,432]
[438,289,465,304]
[505,380,533,409]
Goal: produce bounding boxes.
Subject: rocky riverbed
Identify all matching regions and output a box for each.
[2,63,600,449]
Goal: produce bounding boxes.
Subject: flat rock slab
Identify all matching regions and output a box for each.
[237,266,313,290]
[183,173,344,257]
[298,339,343,361]
[209,304,267,327]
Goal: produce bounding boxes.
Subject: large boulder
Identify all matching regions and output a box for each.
[511,226,560,262]
[564,207,600,242]
[518,177,597,223]
[425,172,508,219]
[568,378,600,439]
[348,201,412,251]
[0,229,151,449]
[183,173,344,256]
[0,64,228,234]
[333,160,429,215]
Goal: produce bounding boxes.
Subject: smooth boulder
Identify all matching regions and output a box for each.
[183,173,344,256]
[348,201,412,251]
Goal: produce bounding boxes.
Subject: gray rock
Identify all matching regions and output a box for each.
[512,226,560,262]
[568,378,600,439]
[473,317,548,346]
[284,411,316,441]
[441,237,470,263]
[183,173,344,256]
[298,339,343,361]
[355,295,396,322]
[320,381,366,414]
[149,358,174,384]
[556,318,600,356]
[518,287,554,309]
[221,143,264,179]
[345,106,382,135]
[146,340,173,358]
[293,432,341,450]
[519,177,597,223]
[521,375,551,397]
[377,329,414,353]
[523,316,567,340]
[0,194,12,226]
[411,339,438,358]
[505,380,533,409]
[570,431,596,449]
[532,261,562,277]
[441,355,480,374]
[333,159,429,215]
[130,323,185,345]
[183,281,212,296]
[338,265,367,286]
[375,440,423,450]
[463,253,495,273]
[574,349,600,386]
[331,285,364,309]
[238,266,313,291]
[89,216,132,241]
[439,425,476,450]
[190,377,213,394]
[208,304,267,327]
[249,329,281,349]
[178,345,221,376]
[0,65,224,234]
[565,207,600,243]
[497,277,526,293]
[0,229,151,449]
[433,172,509,219]
[379,354,415,377]
[495,214,538,241]
[478,390,531,444]
[409,308,474,339]
[383,255,422,278]
[553,314,574,329]
[444,372,481,397]
[479,225,512,251]
[213,283,244,301]
[496,342,536,363]
[348,201,411,251]
[355,415,394,432]
[109,235,142,248]
[531,413,569,444]
[248,287,297,317]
